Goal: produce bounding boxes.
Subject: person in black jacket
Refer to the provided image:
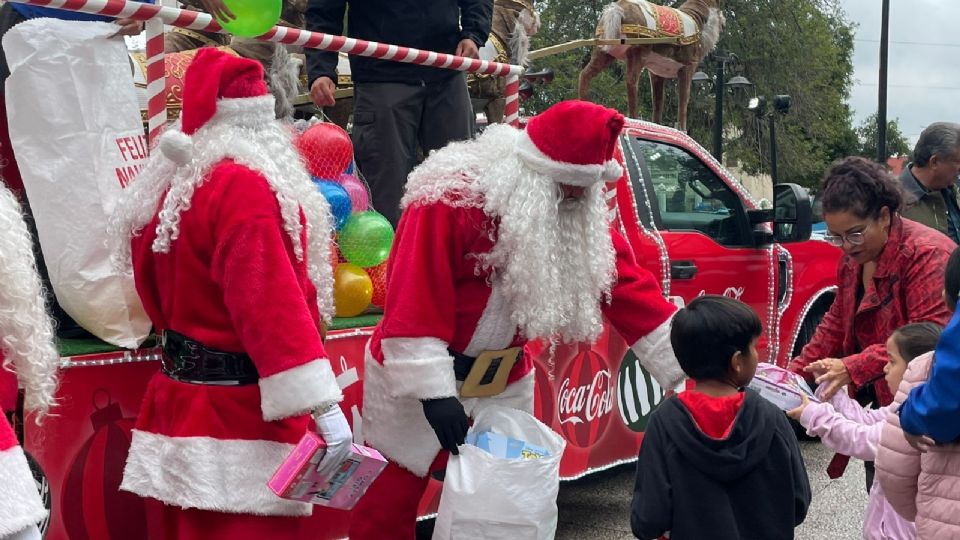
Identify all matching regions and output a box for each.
[631,295,811,540]
[305,0,492,225]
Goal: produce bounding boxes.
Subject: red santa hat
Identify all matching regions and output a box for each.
[159,48,273,165]
[515,100,625,186]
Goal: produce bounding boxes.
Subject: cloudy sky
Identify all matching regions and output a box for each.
[841,0,960,147]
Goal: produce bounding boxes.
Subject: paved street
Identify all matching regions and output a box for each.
[554,441,868,539]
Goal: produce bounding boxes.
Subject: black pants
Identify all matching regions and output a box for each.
[351,74,474,226]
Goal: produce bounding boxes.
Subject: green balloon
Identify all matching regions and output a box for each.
[339,211,395,268]
[217,0,281,38]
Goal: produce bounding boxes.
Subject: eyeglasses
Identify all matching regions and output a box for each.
[822,231,865,247]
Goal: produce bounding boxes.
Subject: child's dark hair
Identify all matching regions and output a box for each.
[946,247,960,312]
[819,156,903,219]
[891,322,943,363]
[670,295,762,381]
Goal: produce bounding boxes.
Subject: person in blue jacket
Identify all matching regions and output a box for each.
[899,248,960,448]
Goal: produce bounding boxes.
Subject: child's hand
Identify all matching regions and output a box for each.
[904,432,936,453]
[787,393,811,421]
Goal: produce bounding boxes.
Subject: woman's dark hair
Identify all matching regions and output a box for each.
[670,295,762,381]
[819,156,903,219]
[892,322,943,363]
[945,247,960,312]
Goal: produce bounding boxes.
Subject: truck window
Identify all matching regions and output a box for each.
[627,138,749,247]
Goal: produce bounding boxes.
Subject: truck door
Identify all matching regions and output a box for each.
[621,136,779,359]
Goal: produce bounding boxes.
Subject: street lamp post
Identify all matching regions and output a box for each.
[692,51,751,163]
[749,95,791,185]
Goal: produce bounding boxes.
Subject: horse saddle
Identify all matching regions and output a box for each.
[597,0,702,45]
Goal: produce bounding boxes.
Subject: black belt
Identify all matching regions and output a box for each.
[449,349,521,384]
[161,330,259,385]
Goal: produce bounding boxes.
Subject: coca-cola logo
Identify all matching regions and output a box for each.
[557,350,614,447]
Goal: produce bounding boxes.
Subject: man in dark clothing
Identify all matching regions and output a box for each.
[305,0,492,225]
[899,122,960,244]
[631,296,811,540]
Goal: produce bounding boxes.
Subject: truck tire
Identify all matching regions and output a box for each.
[789,297,832,441]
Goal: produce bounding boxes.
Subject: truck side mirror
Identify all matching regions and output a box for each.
[772,183,812,243]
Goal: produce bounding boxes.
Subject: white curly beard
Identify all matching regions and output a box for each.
[403,124,617,343]
[0,184,59,417]
[111,109,336,323]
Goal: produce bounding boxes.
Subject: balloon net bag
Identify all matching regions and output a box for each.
[294,120,393,318]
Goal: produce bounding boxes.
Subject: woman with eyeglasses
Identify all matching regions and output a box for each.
[787,156,954,487]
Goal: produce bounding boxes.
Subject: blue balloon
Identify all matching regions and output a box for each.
[313,178,352,229]
[344,160,355,175]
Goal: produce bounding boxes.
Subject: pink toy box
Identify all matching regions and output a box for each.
[268,432,387,510]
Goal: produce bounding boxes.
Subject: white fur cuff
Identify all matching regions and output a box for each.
[259,359,343,422]
[0,446,47,536]
[380,337,458,400]
[631,315,686,391]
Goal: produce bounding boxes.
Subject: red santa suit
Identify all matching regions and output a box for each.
[115,49,348,538]
[0,183,59,540]
[350,101,684,539]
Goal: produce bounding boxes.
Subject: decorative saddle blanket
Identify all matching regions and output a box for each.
[599,0,701,46]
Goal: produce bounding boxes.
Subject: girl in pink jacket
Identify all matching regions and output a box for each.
[876,246,960,539]
[789,322,942,540]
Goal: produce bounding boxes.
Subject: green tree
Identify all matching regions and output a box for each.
[526,0,858,188]
[855,113,911,159]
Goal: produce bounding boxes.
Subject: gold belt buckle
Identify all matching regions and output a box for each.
[459,347,521,398]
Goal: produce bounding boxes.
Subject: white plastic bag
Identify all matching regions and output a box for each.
[433,405,566,540]
[4,19,151,348]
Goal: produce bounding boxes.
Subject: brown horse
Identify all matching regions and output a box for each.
[578,0,723,131]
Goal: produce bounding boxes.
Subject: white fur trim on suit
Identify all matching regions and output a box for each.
[514,131,619,187]
[259,359,343,422]
[630,314,686,391]
[121,430,311,516]
[0,446,46,536]
[380,337,458,400]
[463,283,517,357]
[362,350,535,477]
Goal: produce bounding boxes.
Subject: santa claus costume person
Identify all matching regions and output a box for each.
[112,49,351,539]
[349,100,685,539]
[0,181,59,540]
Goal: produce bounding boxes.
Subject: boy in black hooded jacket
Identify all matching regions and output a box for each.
[631,295,811,540]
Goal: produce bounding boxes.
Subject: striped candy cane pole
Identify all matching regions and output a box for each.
[503,74,520,127]
[5,0,522,78]
[145,16,165,146]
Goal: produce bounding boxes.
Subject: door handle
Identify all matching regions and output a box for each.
[670,261,698,280]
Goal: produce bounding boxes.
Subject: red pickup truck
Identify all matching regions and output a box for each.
[19,119,841,540]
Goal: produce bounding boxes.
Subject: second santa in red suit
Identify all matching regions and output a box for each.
[112,49,352,539]
[349,100,685,539]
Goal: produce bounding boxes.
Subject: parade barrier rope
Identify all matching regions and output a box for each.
[5,0,525,138]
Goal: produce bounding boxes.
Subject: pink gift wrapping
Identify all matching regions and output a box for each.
[268,432,388,510]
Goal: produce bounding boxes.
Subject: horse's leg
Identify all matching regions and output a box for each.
[649,71,666,126]
[625,48,643,119]
[578,48,614,101]
[677,64,695,133]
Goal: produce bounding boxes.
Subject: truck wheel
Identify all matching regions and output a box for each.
[789,300,832,441]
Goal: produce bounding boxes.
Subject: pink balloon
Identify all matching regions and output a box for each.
[338,174,370,213]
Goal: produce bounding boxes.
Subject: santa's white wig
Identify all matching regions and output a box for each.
[403,124,617,343]
[111,96,336,323]
[0,184,59,418]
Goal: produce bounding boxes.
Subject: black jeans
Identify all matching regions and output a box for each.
[351,74,474,226]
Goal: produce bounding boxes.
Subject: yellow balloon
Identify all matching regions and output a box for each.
[334,263,373,318]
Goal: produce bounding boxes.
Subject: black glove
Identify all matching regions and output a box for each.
[421,397,469,455]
